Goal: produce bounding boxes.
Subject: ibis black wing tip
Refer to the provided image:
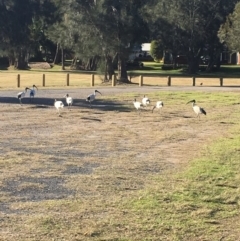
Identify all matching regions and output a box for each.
[201,108,207,115]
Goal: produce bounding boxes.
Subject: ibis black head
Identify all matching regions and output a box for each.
[25,87,30,91]
[95,90,102,95]
[186,99,196,104]
[64,94,69,97]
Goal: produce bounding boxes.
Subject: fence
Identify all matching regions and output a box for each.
[1,73,240,88]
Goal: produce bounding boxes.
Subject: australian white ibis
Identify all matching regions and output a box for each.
[29,85,38,100]
[54,99,64,116]
[86,90,102,107]
[152,101,164,113]
[133,99,143,114]
[187,99,206,119]
[64,94,73,109]
[17,87,30,105]
[142,95,150,107]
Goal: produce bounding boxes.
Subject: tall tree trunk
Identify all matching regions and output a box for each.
[188,57,199,74]
[61,47,65,70]
[85,56,99,71]
[8,52,15,68]
[187,50,201,74]
[53,43,60,65]
[117,53,129,82]
[70,57,77,69]
[14,49,28,69]
[104,55,115,81]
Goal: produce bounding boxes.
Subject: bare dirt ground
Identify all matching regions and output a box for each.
[0,86,240,240]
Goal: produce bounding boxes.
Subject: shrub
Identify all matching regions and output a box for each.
[150,40,164,62]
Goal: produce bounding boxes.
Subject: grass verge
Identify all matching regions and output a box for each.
[129,125,240,240]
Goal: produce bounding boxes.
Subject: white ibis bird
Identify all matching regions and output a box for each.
[152,101,164,113]
[17,87,30,105]
[86,90,102,107]
[133,99,143,114]
[64,94,73,109]
[54,99,64,116]
[142,95,150,107]
[187,99,206,119]
[29,85,38,100]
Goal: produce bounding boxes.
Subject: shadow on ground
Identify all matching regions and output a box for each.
[0,96,132,112]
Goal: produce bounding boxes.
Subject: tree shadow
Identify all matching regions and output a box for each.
[0,96,133,112]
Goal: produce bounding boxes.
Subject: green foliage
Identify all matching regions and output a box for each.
[218,2,240,51]
[0,0,61,68]
[0,0,239,73]
[150,40,163,62]
[144,0,238,73]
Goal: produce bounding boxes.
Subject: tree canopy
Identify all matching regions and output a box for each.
[218,2,240,52]
[144,0,238,73]
[0,0,239,76]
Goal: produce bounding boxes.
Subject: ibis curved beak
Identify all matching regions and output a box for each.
[96,90,102,95]
[33,85,38,90]
[152,106,156,113]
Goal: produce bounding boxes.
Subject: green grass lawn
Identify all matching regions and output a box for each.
[131,62,240,77]
[129,131,240,240]
[2,61,240,77]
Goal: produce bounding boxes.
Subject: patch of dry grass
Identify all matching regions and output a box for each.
[1,70,240,90]
[0,72,104,89]
[0,90,240,240]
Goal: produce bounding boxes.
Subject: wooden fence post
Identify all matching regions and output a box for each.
[139,75,143,86]
[91,74,94,87]
[17,74,20,87]
[220,77,223,86]
[192,76,196,86]
[167,76,171,86]
[112,74,116,87]
[42,74,45,87]
[66,73,70,86]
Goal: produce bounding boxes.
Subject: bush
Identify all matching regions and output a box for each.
[150,40,163,62]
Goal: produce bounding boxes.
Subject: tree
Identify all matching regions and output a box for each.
[144,0,238,73]
[150,40,164,62]
[0,0,60,69]
[218,2,240,52]
[66,0,149,82]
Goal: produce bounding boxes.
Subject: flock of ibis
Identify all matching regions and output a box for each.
[16,85,207,118]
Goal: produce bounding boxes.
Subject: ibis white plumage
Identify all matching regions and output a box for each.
[133,99,143,114]
[54,99,64,116]
[86,89,102,107]
[17,87,30,105]
[142,95,150,107]
[187,99,206,119]
[64,94,73,109]
[152,101,164,113]
[29,85,38,100]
